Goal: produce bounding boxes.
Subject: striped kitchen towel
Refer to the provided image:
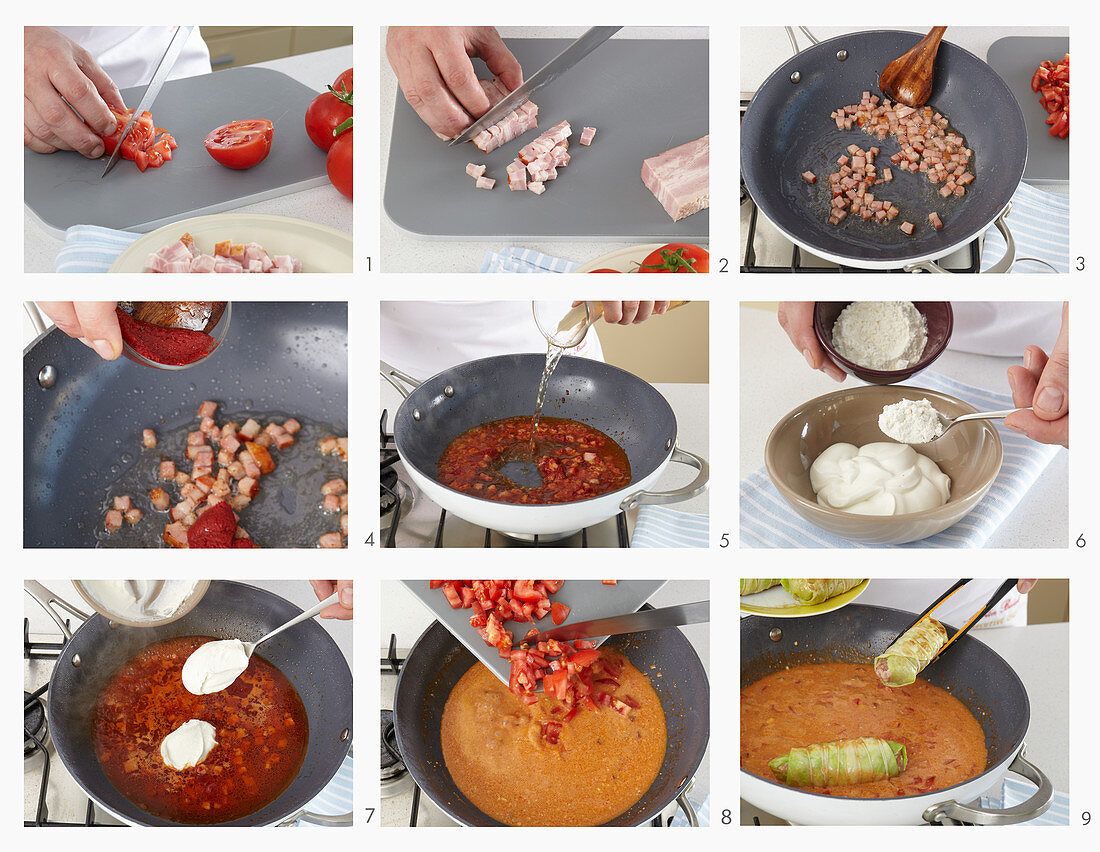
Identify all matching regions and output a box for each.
[670,794,710,827]
[55,224,141,273]
[480,246,579,273]
[980,182,1070,273]
[979,777,1069,826]
[632,506,709,548]
[740,371,1063,548]
[295,752,353,826]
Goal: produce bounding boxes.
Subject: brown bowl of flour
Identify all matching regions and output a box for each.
[813,302,953,384]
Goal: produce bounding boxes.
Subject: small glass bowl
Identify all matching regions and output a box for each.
[120,301,232,371]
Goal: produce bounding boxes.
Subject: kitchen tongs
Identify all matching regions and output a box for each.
[895,578,1019,666]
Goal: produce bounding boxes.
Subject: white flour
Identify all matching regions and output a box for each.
[832,301,928,370]
[879,398,945,444]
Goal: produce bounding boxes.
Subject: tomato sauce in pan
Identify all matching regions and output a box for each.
[437,416,631,504]
[441,650,666,826]
[741,663,987,798]
[92,636,308,824]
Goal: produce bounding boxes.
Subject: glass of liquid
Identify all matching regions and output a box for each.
[532,300,602,349]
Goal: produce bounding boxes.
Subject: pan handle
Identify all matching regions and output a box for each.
[904,204,1016,274]
[674,790,700,827]
[23,581,90,641]
[380,361,422,400]
[276,810,354,827]
[619,447,709,511]
[784,26,820,55]
[24,302,48,335]
[921,746,1053,825]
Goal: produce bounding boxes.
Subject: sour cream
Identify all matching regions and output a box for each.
[160,719,218,770]
[810,442,951,515]
[181,639,250,695]
[80,580,198,622]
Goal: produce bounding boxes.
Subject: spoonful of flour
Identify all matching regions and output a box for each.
[879,398,946,444]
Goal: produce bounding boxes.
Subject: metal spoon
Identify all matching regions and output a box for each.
[241,591,339,656]
[908,406,1030,444]
[879,26,947,108]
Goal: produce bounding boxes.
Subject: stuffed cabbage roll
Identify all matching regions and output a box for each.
[874,617,949,687]
[768,737,907,787]
[780,578,864,606]
[740,579,782,596]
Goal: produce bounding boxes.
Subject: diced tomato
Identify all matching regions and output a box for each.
[569,649,601,668]
[428,580,444,589]
[441,582,463,609]
[512,580,543,602]
[541,721,563,744]
[544,668,570,700]
[542,580,564,593]
[602,580,618,585]
[550,601,571,625]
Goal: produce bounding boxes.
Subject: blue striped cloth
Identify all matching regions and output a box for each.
[479,247,579,273]
[979,777,1069,826]
[294,753,353,826]
[740,372,1062,548]
[981,182,1070,273]
[55,224,142,273]
[632,506,709,548]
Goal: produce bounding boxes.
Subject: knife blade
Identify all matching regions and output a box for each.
[520,600,709,647]
[102,25,195,177]
[447,26,621,147]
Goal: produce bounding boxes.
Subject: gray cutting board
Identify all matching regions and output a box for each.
[24,67,329,235]
[403,579,666,686]
[384,38,709,240]
[987,36,1069,184]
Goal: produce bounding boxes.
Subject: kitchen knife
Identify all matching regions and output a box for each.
[102,25,195,177]
[520,600,709,647]
[448,26,622,146]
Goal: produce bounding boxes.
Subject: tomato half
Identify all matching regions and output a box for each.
[203,119,274,170]
[327,129,353,199]
[637,243,709,273]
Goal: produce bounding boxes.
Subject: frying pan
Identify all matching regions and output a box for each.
[25,580,352,826]
[740,605,1052,825]
[383,354,709,535]
[741,30,1027,271]
[23,302,347,547]
[394,618,709,826]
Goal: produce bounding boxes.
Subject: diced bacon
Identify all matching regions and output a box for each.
[340,514,349,536]
[900,221,915,235]
[318,435,338,454]
[105,509,124,531]
[335,437,348,460]
[239,477,260,499]
[124,508,143,525]
[466,163,487,179]
[641,134,709,221]
[506,158,527,191]
[150,487,170,511]
[318,532,344,548]
[282,418,301,435]
[475,176,496,190]
[579,126,596,146]
[160,460,176,479]
[189,253,216,273]
[323,494,340,513]
[322,477,348,496]
[197,401,217,418]
[163,522,189,548]
[528,181,546,195]
[239,419,262,439]
[802,171,817,184]
[518,121,571,163]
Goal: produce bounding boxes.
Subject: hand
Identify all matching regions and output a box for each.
[36,302,122,360]
[777,302,846,381]
[309,580,353,620]
[386,26,522,139]
[1017,579,1037,594]
[24,27,126,157]
[575,301,671,325]
[1004,302,1068,448]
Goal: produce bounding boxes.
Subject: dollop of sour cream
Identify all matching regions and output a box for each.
[160,719,218,770]
[810,442,951,515]
[181,639,250,695]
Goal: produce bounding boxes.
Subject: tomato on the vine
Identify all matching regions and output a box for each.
[327,130,352,199]
[636,243,709,273]
[305,68,353,152]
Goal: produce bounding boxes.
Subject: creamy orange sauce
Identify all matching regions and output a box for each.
[441,651,666,825]
[741,663,986,798]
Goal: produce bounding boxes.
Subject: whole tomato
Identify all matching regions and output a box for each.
[636,243,709,273]
[305,68,353,152]
[327,130,352,199]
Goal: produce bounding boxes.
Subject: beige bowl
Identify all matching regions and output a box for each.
[764,385,1002,544]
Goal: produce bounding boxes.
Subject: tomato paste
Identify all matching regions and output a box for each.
[116,307,215,366]
[185,501,238,548]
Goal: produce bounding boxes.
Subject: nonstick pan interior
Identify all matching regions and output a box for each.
[741,31,1026,264]
[23,302,347,546]
[394,619,709,826]
[394,353,677,486]
[46,580,352,826]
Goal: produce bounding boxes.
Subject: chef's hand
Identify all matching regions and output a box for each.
[777,302,846,382]
[386,26,523,139]
[310,580,353,620]
[1017,579,1037,594]
[574,301,671,325]
[37,302,122,361]
[1005,302,1068,448]
[24,27,125,158]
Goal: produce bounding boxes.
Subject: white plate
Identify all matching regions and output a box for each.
[110,213,354,273]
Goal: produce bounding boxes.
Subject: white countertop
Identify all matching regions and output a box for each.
[379,27,708,272]
[738,305,1068,547]
[24,46,353,272]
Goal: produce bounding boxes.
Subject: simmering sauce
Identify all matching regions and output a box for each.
[438,416,631,504]
[93,636,308,824]
[441,651,666,825]
[741,663,986,797]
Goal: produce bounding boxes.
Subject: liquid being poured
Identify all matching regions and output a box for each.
[532,344,565,448]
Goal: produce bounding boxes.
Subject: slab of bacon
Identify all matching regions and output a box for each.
[471,77,539,153]
[145,233,301,273]
[641,134,709,221]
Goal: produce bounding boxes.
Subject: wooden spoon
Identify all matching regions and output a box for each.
[130,301,227,332]
[879,27,948,107]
